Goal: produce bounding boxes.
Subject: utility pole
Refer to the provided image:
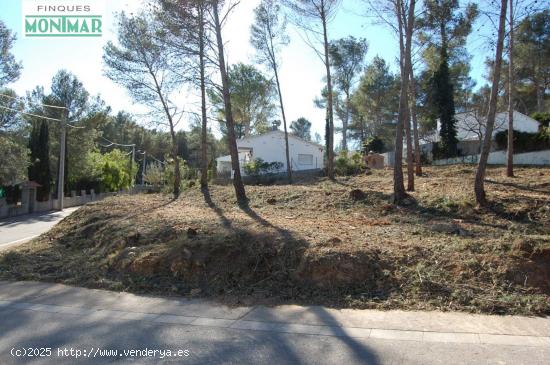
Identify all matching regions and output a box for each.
[131,144,136,187]
[142,151,146,185]
[57,110,67,211]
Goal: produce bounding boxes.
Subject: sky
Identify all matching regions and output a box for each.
[0,0,493,141]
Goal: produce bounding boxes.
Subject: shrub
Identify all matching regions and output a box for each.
[531,112,550,128]
[243,158,283,176]
[335,151,365,176]
[495,130,550,153]
[362,136,385,153]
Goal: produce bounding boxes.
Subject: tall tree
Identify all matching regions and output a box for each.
[350,56,398,149]
[506,0,514,177]
[156,0,212,188]
[251,0,293,183]
[284,0,341,179]
[104,12,183,197]
[395,0,416,202]
[418,0,478,156]
[290,117,312,141]
[515,10,549,113]
[474,0,508,206]
[329,36,368,151]
[28,121,51,201]
[210,1,247,204]
[0,20,22,87]
[209,63,276,138]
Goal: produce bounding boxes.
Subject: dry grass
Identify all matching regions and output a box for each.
[1,165,549,315]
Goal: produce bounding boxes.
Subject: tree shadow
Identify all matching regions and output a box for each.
[201,187,232,228]
[485,179,550,194]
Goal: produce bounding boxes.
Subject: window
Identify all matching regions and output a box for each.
[298,154,313,165]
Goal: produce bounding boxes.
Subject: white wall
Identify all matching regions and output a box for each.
[237,132,324,172]
[433,150,550,166]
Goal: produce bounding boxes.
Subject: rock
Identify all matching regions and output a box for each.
[327,237,343,245]
[430,223,460,235]
[187,227,198,238]
[266,198,277,205]
[349,189,367,201]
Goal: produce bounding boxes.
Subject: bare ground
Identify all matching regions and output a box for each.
[1,165,549,315]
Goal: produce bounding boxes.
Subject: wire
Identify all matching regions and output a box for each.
[100,136,135,148]
[0,92,68,110]
[0,104,84,129]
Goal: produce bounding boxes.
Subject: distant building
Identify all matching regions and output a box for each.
[420,110,540,157]
[216,130,324,176]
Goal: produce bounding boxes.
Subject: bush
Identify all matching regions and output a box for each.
[362,136,385,153]
[531,112,550,128]
[243,158,283,176]
[335,151,365,176]
[495,130,550,153]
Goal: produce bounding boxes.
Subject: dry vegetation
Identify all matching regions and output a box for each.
[1,165,549,315]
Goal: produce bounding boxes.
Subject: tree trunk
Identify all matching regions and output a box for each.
[274,65,292,183]
[506,0,514,177]
[393,0,415,204]
[404,89,414,191]
[170,127,181,197]
[342,92,350,151]
[475,0,507,206]
[408,64,422,176]
[212,4,247,204]
[321,9,335,180]
[199,5,209,188]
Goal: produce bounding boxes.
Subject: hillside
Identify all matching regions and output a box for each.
[1,165,549,315]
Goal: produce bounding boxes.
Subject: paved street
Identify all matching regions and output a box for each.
[0,208,79,250]
[0,281,548,364]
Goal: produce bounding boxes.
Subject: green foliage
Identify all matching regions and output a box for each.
[0,20,22,86]
[164,157,195,193]
[432,48,458,158]
[243,158,283,176]
[362,136,385,153]
[27,121,51,201]
[290,117,312,141]
[99,149,137,192]
[0,134,29,186]
[0,88,23,131]
[335,151,364,176]
[350,56,398,149]
[531,112,550,128]
[495,130,550,153]
[210,63,276,138]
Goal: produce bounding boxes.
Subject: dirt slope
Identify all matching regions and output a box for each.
[1,165,549,315]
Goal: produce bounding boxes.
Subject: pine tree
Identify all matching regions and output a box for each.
[28,121,51,201]
[433,47,458,157]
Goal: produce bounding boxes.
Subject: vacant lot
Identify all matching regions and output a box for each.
[1,165,549,315]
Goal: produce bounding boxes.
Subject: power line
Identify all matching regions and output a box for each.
[100,136,135,148]
[0,92,68,110]
[0,104,84,129]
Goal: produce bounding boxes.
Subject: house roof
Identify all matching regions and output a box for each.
[215,130,324,162]
[237,130,325,150]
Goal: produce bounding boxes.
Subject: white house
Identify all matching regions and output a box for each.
[216,130,324,176]
[420,110,541,157]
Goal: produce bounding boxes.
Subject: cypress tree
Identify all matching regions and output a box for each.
[433,47,458,157]
[28,121,52,201]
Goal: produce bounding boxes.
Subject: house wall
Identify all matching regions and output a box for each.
[237,132,324,172]
[433,149,550,166]
[454,111,540,141]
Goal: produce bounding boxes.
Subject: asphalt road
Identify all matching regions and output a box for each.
[0,281,548,365]
[0,208,79,250]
